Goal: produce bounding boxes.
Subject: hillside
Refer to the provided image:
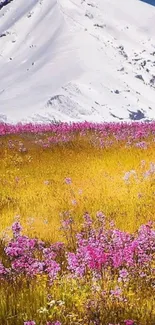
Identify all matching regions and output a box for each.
[0,0,155,123]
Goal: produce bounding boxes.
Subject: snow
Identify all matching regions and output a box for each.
[0,0,155,123]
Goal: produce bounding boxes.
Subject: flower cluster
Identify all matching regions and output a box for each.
[67,215,154,278]
[0,122,155,150]
[0,215,154,325]
[1,217,154,284]
[3,222,61,280]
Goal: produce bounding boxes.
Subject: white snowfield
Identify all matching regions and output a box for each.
[0,0,155,123]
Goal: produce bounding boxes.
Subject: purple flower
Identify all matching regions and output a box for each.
[12,221,22,238]
[83,212,93,226]
[96,211,105,223]
[119,268,129,279]
[124,321,134,325]
[135,141,147,149]
[5,236,37,258]
[0,262,8,276]
[61,218,73,230]
[45,259,61,281]
[71,199,77,206]
[24,321,36,325]
[64,177,72,184]
[110,287,122,298]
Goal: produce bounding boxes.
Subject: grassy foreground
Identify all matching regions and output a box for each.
[0,122,155,325]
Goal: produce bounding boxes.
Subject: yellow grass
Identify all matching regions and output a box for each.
[0,133,155,241]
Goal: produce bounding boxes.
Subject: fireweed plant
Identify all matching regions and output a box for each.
[0,122,155,324]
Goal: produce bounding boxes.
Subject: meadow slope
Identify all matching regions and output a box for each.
[0,122,155,325]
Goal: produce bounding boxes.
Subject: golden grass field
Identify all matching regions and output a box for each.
[0,132,155,241]
[0,125,155,325]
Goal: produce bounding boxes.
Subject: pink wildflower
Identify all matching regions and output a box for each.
[71,199,77,205]
[124,321,135,325]
[64,177,72,184]
[12,221,22,238]
[0,262,8,276]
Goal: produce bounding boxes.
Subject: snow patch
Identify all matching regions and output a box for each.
[0,0,155,123]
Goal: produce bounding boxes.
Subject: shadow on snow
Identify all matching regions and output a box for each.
[0,0,13,10]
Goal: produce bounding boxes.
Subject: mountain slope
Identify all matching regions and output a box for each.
[0,0,155,123]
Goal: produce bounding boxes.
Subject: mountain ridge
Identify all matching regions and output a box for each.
[0,0,155,123]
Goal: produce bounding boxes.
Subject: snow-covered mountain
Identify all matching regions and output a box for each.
[0,0,155,123]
